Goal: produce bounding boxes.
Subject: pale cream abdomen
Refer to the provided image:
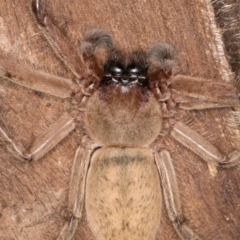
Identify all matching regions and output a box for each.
[86,147,161,240]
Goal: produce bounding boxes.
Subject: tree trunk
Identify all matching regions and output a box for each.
[0,0,239,239]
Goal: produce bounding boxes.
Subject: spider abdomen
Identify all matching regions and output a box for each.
[86,147,161,240]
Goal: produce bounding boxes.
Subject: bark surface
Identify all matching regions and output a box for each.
[0,0,239,239]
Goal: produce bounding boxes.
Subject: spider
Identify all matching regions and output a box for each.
[1,0,240,239]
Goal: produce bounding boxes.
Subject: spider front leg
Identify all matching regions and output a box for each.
[32,0,85,78]
[155,150,202,240]
[170,75,240,110]
[57,139,98,240]
[32,0,113,80]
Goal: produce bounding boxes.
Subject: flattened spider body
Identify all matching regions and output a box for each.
[1,1,240,240]
[85,57,162,239]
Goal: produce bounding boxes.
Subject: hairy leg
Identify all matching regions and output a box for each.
[155,150,202,240]
[170,75,240,110]
[32,0,86,78]
[0,58,73,98]
[31,0,113,81]
[58,141,97,240]
[1,113,76,161]
[171,121,240,168]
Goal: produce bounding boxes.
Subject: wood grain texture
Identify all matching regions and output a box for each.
[0,0,239,239]
[212,0,240,81]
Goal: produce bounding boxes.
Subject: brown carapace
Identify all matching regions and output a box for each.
[1,0,240,239]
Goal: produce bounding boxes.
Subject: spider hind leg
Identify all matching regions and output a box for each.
[155,150,202,240]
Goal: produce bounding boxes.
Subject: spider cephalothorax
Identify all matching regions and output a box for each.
[85,48,163,148]
[85,42,176,148]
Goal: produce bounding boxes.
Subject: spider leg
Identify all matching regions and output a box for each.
[171,75,240,110]
[32,0,114,85]
[32,0,86,79]
[0,58,73,98]
[171,121,240,168]
[0,113,76,161]
[58,141,96,240]
[155,150,202,240]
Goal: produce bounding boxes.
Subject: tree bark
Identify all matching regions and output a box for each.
[0,0,239,239]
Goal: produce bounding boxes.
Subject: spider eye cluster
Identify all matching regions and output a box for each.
[99,41,176,87]
[101,52,148,86]
[106,63,146,78]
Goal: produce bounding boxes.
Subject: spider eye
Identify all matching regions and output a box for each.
[126,66,146,77]
[111,66,123,76]
[105,64,124,77]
